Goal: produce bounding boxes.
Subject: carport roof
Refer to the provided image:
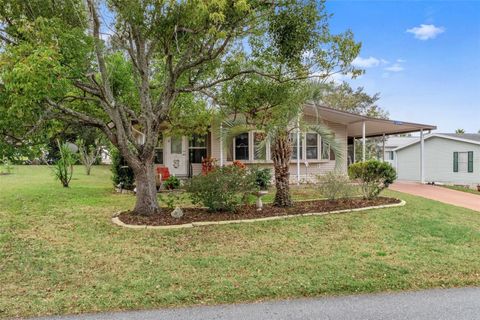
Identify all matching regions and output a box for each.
[303,104,436,138]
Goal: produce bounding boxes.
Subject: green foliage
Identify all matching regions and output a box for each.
[110,147,135,190]
[348,160,397,199]
[158,191,182,210]
[0,158,14,174]
[163,176,181,190]
[186,166,257,212]
[317,171,353,200]
[52,141,76,187]
[250,167,272,190]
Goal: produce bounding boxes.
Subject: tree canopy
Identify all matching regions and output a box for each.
[0,0,362,215]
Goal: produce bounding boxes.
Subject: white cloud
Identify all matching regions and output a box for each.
[407,24,445,40]
[384,63,404,72]
[352,56,383,68]
[396,58,406,63]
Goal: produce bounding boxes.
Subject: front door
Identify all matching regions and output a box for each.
[166,136,188,176]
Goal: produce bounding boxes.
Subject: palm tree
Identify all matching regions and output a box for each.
[456,129,465,135]
[221,94,343,207]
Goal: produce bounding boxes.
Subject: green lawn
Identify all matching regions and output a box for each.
[441,184,480,196]
[1,166,479,319]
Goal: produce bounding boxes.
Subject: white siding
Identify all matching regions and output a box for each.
[396,136,480,185]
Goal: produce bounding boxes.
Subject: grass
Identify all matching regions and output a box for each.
[1,165,479,319]
[441,184,480,196]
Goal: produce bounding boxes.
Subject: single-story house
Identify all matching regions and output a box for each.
[394,133,480,186]
[139,105,436,183]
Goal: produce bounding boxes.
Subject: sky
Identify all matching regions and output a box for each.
[325,0,480,133]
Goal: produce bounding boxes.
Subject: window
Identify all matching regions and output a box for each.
[154,134,164,164]
[321,140,330,160]
[290,133,303,160]
[189,134,207,164]
[234,133,249,160]
[306,133,318,160]
[454,151,473,173]
[253,132,267,160]
[386,151,394,160]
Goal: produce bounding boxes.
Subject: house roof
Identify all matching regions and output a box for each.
[393,133,480,151]
[382,136,419,148]
[439,133,480,143]
[303,104,437,138]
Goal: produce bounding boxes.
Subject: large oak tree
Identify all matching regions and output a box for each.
[0,0,360,215]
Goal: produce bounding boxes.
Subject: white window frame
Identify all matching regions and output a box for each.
[320,138,331,161]
[233,132,250,161]
[306,132,321,161]
[251,131,269,162]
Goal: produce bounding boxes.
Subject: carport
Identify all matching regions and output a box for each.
[304,104,437,183]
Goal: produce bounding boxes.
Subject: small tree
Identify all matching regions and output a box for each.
[76,139,100,175]
[455,129,465,135]
[52,141,76,187]
[348,160,396,199]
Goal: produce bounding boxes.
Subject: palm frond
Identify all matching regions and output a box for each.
[308,123,344,169]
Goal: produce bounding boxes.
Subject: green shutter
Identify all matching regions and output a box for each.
[453,152,459,172]
[468,151,473,173]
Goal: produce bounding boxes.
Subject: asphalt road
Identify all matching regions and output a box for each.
[33,287,480,320]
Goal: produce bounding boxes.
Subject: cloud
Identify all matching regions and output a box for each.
[407,24,445,40]
[384,63,404,72]
[352,56,384,68]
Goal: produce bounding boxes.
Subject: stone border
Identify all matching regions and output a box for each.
[111,199,406,230]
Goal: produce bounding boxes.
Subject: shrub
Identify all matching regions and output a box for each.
[348,160,397,199]
[159,191,181,210]
[52,141,76,187]
[250,167,272,190]
[110,147,135,190]
[0,158,14,175]
[163,176,181,190]
[186,166,257,212]
[317,171,353,200]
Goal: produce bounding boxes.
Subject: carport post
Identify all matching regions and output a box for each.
[296,117,301,185]
[420,129,425,184]
[362,121,366,161]
[219,122,224,166]
[382,133,386,161]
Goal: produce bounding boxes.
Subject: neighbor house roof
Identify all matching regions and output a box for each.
[393,133,480,151]
[303,104,437,138]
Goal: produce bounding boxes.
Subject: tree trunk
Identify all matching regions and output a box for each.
[272,133,293,207]
[131,160,160,216]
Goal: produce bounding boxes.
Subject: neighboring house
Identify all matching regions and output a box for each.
[136,105,435,183]
[394,133,480,186]
[381,136,419,168]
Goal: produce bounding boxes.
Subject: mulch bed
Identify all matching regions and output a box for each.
[117,197,401,226]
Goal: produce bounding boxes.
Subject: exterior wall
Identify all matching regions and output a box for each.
[396,137,480,185]
[383,147,396,169]
[209,116,348,183]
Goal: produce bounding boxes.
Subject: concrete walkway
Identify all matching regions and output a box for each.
[33,287,480,320]
[390,181,480,212]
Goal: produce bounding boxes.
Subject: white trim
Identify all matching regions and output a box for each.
[394,133,480,152]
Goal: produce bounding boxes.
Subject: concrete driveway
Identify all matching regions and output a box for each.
[31,287,480,320]
[390,181,480,212]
